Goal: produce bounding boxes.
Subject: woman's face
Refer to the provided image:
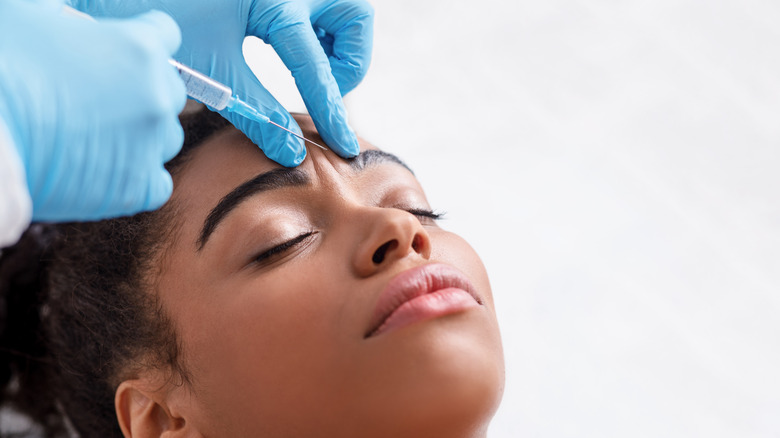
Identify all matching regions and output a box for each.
[139,116,503,437]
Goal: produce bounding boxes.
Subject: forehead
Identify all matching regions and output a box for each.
[168,117,394,245]
[175,120,380,191]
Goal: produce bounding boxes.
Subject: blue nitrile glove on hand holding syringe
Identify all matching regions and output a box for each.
[0,0,373,227]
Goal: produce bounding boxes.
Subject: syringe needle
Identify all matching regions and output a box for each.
[226,97,328,151]
[267,120,328,151]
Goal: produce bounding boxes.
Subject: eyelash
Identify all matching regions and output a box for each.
[254,231,315,264]
[405,208,445,221]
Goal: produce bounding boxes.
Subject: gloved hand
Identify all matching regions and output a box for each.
[70,0,374,167]
[0,0,186,222]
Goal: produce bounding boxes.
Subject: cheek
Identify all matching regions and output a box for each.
[180,264,362,434]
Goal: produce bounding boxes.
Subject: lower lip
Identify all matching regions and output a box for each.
[371,288,480,337]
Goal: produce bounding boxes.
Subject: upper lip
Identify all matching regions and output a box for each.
[364,263,482,338]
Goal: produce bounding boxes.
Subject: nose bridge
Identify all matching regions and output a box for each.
[352,206,431,277]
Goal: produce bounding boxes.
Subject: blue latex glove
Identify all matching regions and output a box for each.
[0,0,186,222]
[70,0,374,167]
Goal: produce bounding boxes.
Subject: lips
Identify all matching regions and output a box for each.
[365,264,483,338]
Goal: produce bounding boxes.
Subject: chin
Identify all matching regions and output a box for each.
[353,309,505,438]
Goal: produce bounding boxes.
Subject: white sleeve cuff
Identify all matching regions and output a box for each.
[0,116,32,248]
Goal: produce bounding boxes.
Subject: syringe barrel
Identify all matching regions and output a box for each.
[169,60,232,110]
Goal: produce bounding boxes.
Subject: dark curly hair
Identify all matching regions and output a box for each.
[0,106,231,437]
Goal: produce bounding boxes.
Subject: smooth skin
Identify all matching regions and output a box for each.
[115,116,504,438]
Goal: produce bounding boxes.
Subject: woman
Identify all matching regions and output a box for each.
[0,107,504,437]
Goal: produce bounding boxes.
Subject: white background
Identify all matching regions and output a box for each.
[248,1,780,437]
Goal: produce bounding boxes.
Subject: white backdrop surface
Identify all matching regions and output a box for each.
[245,1,780,437]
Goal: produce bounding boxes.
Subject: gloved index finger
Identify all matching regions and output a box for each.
[219,62,308,167]
[256,9,360,158]
[311,0,374,95]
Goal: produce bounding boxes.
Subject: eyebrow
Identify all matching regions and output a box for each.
[196,168,308,250]
[348,149,413,174]
[196,149,413,250]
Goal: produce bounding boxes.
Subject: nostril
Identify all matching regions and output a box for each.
[372,240,397,264]
[412,235,422,253]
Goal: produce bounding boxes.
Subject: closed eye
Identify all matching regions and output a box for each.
[405,208,445,222]
[254,231,315,265]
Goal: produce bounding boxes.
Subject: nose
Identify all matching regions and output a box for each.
[352,208,432,277]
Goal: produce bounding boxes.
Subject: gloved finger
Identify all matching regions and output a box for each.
[311,0,374,95]
[141,167,174,212]
[314,27,334,60]
[104,123,178,217]
[160,113,185,163]
[219,63,307,167]
[260,11,359,158]
[112,10,187,122]
[117,9,182,56]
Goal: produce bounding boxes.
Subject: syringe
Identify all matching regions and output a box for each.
[168,60,326,150]
[61,5,326,151]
